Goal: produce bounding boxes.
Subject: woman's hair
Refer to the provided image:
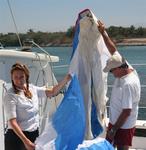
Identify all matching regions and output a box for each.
[11,62,32,99]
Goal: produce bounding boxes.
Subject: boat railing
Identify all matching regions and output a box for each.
[52,63,146,121]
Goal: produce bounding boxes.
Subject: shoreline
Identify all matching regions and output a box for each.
[117,43,146,46]
[3,38,146,48]
[47,38,146,47]
[116,38,146,46]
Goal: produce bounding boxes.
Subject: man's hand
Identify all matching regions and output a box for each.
[97,20,105,34]
[97,20,117,54]
[106,127,116,142]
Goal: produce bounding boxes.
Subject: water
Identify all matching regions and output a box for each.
[34,46,146,120]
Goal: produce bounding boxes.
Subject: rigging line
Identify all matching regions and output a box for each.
[2,82,8,133]
[31,42,55,87]
[53,65,69,68]
[6,0,23,48]
[31,41,58,109]
[32,54,54,114]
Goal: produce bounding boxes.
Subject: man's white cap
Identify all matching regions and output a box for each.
[103,51,124,72]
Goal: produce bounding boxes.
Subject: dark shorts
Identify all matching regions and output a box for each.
[106,123,135,146]
[5,129,39,150]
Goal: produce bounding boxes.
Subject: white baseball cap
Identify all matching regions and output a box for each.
[103,51,124,72]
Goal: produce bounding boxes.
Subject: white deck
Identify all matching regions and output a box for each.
[132,120,146,149]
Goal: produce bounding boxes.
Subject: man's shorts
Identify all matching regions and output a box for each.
[106,123,135,146]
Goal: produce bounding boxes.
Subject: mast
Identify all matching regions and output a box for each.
[7,0,23,47]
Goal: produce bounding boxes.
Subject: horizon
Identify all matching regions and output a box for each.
[1,24,145,35]
[1,0,146,34]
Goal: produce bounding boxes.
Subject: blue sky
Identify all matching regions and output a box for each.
[0,0,146,33]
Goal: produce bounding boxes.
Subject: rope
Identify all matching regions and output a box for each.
[31,41,58,111]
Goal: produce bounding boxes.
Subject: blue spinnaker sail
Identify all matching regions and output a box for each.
[35,75,85,150]
[53,75,85,150]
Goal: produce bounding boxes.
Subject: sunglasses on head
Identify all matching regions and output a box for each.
[110,62,129,73]
[110,67,118,73]
[11,63,26,70]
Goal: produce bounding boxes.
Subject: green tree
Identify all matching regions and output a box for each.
[66,26,74,38]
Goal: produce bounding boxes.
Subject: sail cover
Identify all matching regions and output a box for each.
[69,9,111,139]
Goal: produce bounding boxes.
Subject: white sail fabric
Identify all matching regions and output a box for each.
[76,137,114,150]
[69,9,111,139]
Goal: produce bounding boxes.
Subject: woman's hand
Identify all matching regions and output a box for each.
[45,73,72,98]
[9,119,35,150]
[23,138,35,150]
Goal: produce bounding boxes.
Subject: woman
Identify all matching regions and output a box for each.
[4,62,71,150]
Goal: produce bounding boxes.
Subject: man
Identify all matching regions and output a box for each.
[98,20,141,150]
